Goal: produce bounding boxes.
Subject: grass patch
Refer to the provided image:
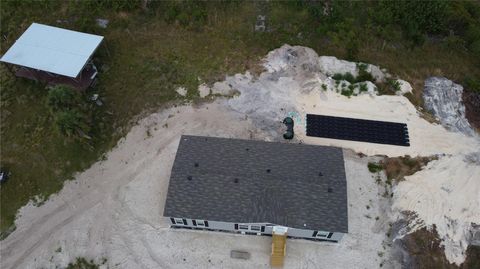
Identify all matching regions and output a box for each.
[464,77,480,93]
[368,162,384,173]
[383,156,436,181]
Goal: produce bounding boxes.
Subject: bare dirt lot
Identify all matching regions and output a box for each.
[0,102,396,269]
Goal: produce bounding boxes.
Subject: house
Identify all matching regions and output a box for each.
[0,23,104,91]
[163,135,348,243]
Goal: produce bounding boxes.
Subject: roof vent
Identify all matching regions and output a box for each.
[187,176,193,181]
[234,178,239,183]
[318,172,323,177]
[327,187,333,193]
[194,162,199,167]
[245,148,250,151]
[266,169,271,173]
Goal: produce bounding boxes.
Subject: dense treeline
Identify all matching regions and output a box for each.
[156,1,479,60]
[2,0,480,60]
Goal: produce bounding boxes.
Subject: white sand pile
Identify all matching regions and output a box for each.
[221,44,480,264]
[2,44,478,268]
[393,153,480,265]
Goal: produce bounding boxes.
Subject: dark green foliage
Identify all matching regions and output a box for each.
[333,72,355,83]
[163,0,208,29]
[464,77,480,93]
[377,78,401,95]
[66,257,101,269]
[357,63,375,83]
[341,87,354,97]
[359,83,368,93]
[290,0,480,55]
[328,18,361,60]
[46,86,92,139]
[54,110,90,138]
[368,162,384,173]
[375,1,448,45]
[46,86,81,112]
[332,64,375,86]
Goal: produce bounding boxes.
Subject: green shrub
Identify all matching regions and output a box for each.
[389,79,401,92]
[343,72,356,83]
[368,162,384,173]
[341,87,354,97]
[464,77,480,93]
[46,85,81,112]
[377,78,401,95]
[469,40,480,60]
[54,109,90,139]
[164,5,180,24]
[66,257,100,269]
[332,72,355,83]
[162,0,208,29]
[356,63,375,83]
[332,65,374,86]
[359,83,368,92]
[332,73,344,81]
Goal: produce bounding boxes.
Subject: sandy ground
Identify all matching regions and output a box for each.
[0,103,396,269]
[1,45,478,268]
[393,153,480,265]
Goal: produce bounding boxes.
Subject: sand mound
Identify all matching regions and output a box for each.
[393,153,480,265]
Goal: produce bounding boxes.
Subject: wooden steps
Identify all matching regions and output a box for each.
[270,233,287,267]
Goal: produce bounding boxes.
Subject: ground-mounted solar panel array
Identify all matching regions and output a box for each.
[306,114,410,147]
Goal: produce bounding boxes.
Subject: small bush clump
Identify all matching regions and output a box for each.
[377,78,401,95]
[333,72,356,83]
[332,64,376,88]
[356,63,375,83]
[359,82,368,93]
[66,257,102,269]
[368,162,384,173]
[46,86,92,140]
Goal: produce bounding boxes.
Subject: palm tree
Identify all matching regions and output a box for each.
[55,109,90,139]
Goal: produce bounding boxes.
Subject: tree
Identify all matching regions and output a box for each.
[54,109,90,139]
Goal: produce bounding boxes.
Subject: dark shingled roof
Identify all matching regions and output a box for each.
[163,135,348,233]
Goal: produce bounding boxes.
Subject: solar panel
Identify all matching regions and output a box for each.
[306,114,410,146]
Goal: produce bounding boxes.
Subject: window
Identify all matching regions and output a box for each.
[238,225,249,230]
[315,231,329,238]
[196,220,205,227]
[250,225,261,231]
[175,218,185,225]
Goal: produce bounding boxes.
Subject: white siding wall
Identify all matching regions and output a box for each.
[166,217,345,242]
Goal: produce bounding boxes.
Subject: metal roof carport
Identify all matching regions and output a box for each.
[0,23,104,90]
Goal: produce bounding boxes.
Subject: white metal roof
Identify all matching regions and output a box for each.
[0,23,103,78]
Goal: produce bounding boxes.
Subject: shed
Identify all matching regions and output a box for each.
[0,23,104,90]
